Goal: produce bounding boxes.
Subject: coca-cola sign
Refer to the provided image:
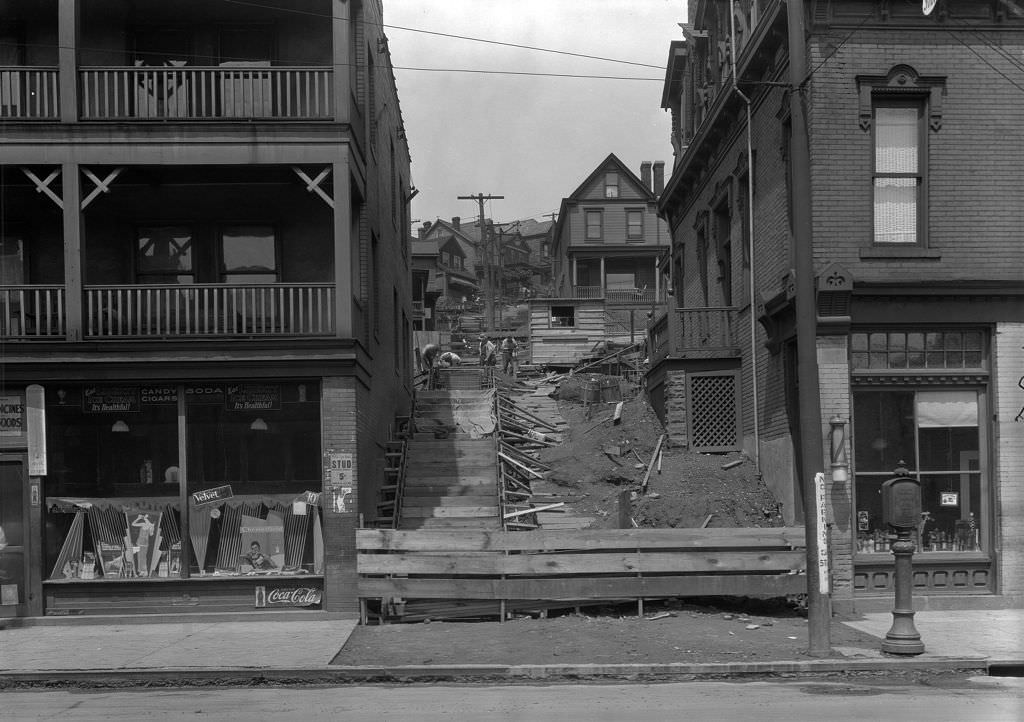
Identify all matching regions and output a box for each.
[254,585,323,608]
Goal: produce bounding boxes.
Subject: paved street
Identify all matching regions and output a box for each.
[2,676,1022,721]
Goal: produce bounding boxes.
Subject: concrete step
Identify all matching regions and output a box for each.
[399,518,503,530]
[404,476,496,490]
[404,483,497,496]
[401,505,499,518]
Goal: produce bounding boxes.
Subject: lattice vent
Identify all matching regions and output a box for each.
[688,373,740,452]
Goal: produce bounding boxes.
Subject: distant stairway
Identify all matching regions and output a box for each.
[399,390,502,530]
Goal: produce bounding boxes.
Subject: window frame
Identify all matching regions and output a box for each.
[871,98,927,246]
[218,223,279,284]
[584,209,603,242]
[626,208,644,241]
[135,224,195,285]
[604,172,619,199]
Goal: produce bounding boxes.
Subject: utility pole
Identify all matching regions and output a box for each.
[458,193,504,333]
[786,0,831,656]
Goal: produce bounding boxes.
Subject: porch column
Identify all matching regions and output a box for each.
[333,158,353,337]
[600,257,605,294]
[654,257,660,301]
[62,164,83,341]
[58,0,78,123]
[572,257,577,288]
[331,0,350,123]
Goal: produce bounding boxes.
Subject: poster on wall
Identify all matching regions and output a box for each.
[226,384,281,411]
[239,511,285,572]
[0,395,24,436]
[124,510,163,578]
[82,387,140,413]
[324,452,353,514]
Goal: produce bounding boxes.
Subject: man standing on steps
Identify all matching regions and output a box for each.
[500,335,519,375]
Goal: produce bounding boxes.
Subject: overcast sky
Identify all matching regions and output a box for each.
[385,1,688,229]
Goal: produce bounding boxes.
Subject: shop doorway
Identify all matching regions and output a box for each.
[0,457,29,616]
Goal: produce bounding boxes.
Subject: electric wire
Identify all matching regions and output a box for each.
[216,0,666,69]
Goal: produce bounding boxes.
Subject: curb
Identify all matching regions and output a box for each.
[0,657,993,688]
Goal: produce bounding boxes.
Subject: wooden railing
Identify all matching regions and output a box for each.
[83,283,335,338]
[572,286,662,304]
[357,527,807,622]
[0,286,66,338]
[648,306,739,364]
[0,67,60,119]
[79,66,334,120]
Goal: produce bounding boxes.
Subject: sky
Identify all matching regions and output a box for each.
[385,0,688,229]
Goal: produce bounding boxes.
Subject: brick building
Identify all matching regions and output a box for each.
[0,0,412,618]
[652,0,1024,611]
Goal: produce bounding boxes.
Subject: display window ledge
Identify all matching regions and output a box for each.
[854,551,989,563]
[44,573,324,585]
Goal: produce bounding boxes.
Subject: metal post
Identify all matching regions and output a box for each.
[882,527,925,655]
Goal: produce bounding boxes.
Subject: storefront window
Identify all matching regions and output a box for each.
[43,382,322,583]
[853,388,983,554]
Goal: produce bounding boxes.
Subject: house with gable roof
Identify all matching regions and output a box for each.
[551,153,670,307]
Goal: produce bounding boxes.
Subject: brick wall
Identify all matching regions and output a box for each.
[994,323,1024,597]
[807,30,1024,284]
[817,335,853,601]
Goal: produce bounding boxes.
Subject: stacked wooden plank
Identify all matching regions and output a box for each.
[357,527,808,622]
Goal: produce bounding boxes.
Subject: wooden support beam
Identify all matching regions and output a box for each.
[641,434,666,494]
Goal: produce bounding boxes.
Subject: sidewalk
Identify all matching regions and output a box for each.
[0,610,1020,686]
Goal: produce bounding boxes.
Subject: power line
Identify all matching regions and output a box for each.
[216,0,666,69]
[942,26,1024,94]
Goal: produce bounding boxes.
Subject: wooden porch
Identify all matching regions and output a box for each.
[648,306,741,364]
[0,283,336,340]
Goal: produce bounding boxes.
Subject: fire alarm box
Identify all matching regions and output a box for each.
[881,475,921,530]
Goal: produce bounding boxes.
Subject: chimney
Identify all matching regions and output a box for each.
[640,161,652,191]
[653,161,665,196]
[452,216,461,230]
[418,220,432,239]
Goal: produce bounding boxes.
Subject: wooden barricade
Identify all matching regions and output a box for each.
[356,527,807,622]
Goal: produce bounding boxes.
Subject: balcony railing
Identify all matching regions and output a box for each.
[0,286,66,338]
[572,286,662,304]
[83,284,335,338]
[0,67,60,119]
[80,67,334,121]
[648,306,740,365]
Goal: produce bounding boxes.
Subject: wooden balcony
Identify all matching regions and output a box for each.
[648,306,740,365]
[79,67,334,121]
[572,286,662,305]
[84,284,335,338]
[0,283,336,340]
[0,67,60,119]
[0,286,66,338]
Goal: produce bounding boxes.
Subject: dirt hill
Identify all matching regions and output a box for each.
[535,375,785,529]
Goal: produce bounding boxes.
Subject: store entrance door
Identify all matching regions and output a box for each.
[0,457,30,616]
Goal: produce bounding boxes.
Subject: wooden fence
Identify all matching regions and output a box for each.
[356,527,807,622]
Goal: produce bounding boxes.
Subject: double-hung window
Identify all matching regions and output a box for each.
[626,209,643,240]
[221,225,277,283]
[585,210,603,241]
[873,102,924,244]
[604,173,619,199]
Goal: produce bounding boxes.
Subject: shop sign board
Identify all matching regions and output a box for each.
[82,386,140,413]
[141,387,178,404]
[254,585,323,608]
[227,384,281,411]
[27,385,46,476]
[190,484,234,507]
[0,394,24,436]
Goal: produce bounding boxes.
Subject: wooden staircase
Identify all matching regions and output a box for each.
[399,390,502,530]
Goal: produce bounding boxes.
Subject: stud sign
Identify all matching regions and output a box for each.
[27,385,47,476]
